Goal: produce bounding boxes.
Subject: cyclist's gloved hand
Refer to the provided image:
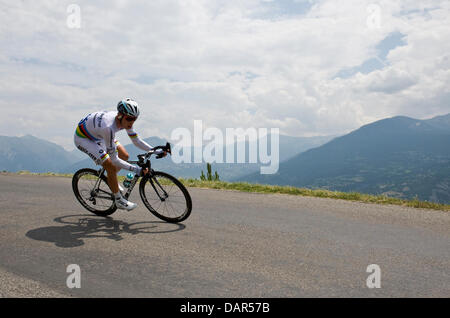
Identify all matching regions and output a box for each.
[154,148,167,159]
[135,166,148,177]
[140,167,149,176]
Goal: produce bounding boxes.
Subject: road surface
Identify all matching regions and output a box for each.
[0,173,449,297]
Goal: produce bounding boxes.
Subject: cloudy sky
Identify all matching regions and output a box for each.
[0,0,449,150]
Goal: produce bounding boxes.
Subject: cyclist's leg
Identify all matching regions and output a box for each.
[103,155,137,210]
[114,141,129,174]
[96,140,122,181]
[102,158,119,194]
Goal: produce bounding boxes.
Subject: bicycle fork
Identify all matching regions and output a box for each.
[149,177,169,201]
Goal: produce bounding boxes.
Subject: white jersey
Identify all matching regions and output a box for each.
[75,111,153,172]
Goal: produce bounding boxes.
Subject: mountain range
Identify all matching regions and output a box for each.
[239,113,450,204]
[0,135,81,173]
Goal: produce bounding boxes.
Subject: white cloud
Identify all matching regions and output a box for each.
[0,0,449,150]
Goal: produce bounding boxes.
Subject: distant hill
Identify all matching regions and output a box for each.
[0,135,80,173]
[239,114,450,204]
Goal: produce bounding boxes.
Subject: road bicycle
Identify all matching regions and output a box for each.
[72,143,192,223]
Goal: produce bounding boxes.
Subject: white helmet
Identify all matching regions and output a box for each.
[117,98,140,118]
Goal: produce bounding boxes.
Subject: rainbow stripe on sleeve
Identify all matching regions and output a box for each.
[76,125,88,138]
[128,132,138,139]
[100,153,109,162]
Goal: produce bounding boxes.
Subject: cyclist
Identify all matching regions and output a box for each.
[74,98,165,211]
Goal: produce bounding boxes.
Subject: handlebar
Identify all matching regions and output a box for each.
[155,142,171,158]
[137,142,171,166]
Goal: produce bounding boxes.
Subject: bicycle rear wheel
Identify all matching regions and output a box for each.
[139,171,192,223]
[72,168,117,216]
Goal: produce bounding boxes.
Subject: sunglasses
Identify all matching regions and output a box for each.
[124,116,137,122]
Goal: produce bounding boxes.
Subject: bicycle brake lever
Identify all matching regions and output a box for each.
[165,142,172,154]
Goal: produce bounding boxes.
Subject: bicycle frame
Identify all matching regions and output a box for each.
[95,166,140,200]
[95,142,172,202]
[123,160,144,199]
[95,159,166,201]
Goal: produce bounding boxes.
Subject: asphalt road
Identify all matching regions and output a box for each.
[0,173,449,297]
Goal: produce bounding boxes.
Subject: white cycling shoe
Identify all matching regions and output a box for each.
[115,196,137,211]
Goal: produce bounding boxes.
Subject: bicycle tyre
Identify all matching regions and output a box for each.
[72,168,117,216]
[139,171,192,223]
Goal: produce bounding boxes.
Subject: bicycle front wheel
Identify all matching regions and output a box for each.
[139,171,192,223]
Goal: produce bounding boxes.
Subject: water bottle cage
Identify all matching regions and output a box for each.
[123,179,131,188]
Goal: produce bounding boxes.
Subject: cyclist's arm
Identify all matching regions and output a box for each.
[126,129,153,152]
[109,151,142,174]
[103,128,142,174]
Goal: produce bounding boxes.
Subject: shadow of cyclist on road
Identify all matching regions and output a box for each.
[26,214,185,248]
